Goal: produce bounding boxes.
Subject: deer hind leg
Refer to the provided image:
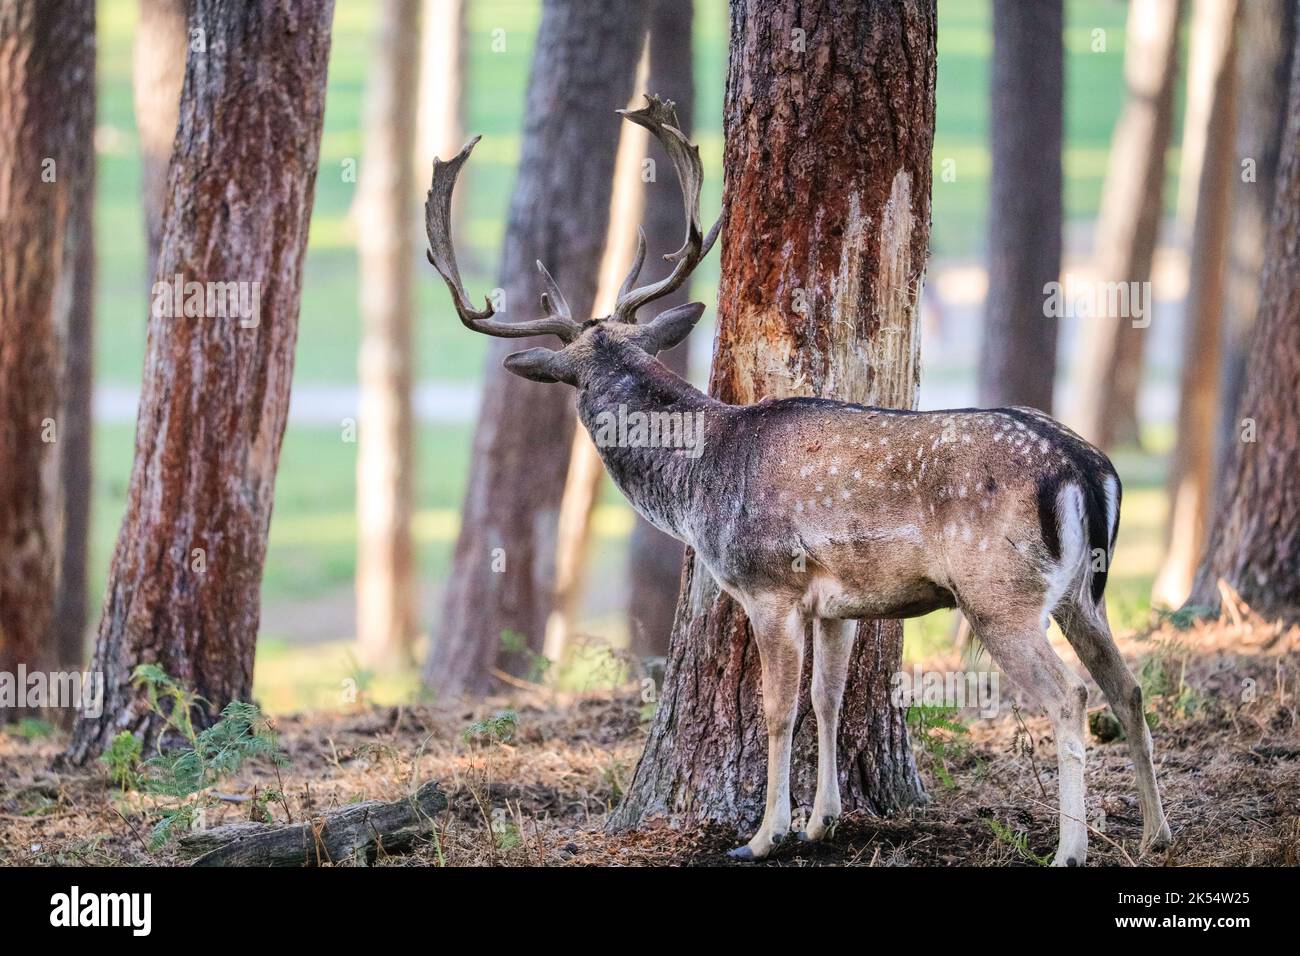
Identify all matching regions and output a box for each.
[974,610,1090,866]
[802,617,854,842]
[1055,598,1172,853]
[727,598,804,861]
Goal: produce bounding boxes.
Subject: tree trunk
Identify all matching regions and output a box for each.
[68,0,334,762]
[1153,0,1237,609]
[1214,0,1296,500]
[0,0,93,718]
[50,2,96,672]
[627,0,694,659]
[611,0,935,834]
[1071,0,1182,450]
[977,0,1063,413]
[1187,27,1300,622]
[423,0,647,698]
[356,0,421,670]
[134,0,189,283]
[418,0,464,183]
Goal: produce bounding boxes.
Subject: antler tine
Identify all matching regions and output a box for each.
[535,259,573,321]
[425,137,582,342]
[611,94,718,323]
[615,227,648,307]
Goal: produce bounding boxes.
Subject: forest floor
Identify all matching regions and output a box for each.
[2,606,1297,868]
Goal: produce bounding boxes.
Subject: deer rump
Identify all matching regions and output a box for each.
[679,399,1120,624]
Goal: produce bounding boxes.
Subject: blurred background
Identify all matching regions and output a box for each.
[87,0,1199,710]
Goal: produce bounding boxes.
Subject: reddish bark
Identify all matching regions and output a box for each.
[612,0,935,832]
[68,0,334,761]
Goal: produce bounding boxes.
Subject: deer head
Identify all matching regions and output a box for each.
[423,95,720,387]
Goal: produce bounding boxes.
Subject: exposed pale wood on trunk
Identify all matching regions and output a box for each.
[977,0,1063,413]
[0,0,94,718]
[628,0,695,658]
[357,0,422,669]
[611,0,935,833]
[1071,0,1182,450]
[1153,0,1238,608]
[68,0,334,762]
[134,0,189,283]
[179,781,447,866]
[423,0,648,698]
[1188,31,1300,622]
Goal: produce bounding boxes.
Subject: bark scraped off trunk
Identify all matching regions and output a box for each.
[357,0,421,669]
[977,0,1063,413]
[0,0,95,718]
[1188,32,1300,622]
[611,0,935,834]
[1072,0,1181,450]
[424,0,648,698]
[68,0,334,762]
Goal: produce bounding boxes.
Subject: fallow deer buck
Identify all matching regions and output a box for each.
[425,96,1172,865]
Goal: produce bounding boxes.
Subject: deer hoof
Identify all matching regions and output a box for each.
[725,845,756,861]
[1141,823,1173,854]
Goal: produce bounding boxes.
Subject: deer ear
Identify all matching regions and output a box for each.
[631,302,706,355]
[503,347,575,385]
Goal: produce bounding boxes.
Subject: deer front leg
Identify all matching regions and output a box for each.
[727,600,804,861]
[803,617,854,842]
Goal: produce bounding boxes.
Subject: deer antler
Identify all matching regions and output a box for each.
[610,95,722,324]
[425,136,583,342]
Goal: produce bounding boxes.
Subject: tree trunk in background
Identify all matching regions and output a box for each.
[419,0,464,185]
[423,0,648,698]
[68,0,333,762]
[0,0,90,719]
[1214,0,1296,501]
[977,0,1063,413]
[54,0,96,672]
[356,0,421,670]
[1072,0,1181,450]
[1153,0,1237,609]
[543,66,649,664]
[627,0,694,659]
[612,0,934,833]
[134,0,188,283]
[1188,35,1300,622]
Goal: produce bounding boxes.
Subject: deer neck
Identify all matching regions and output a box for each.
[576,344,723,544]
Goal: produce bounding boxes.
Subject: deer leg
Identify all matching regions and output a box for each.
[803,617,854,842]
[727,600,804,861]
[1056,599,1172,853]
[975,612,1090,866]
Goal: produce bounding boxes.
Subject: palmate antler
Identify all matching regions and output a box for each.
[424,95,719,340]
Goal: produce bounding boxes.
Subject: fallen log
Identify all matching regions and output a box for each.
[178,781,447,866]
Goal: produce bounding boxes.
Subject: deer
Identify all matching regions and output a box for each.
[423,95,1172,866]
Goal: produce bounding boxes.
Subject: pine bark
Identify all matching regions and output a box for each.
[356,0,421,669]
[134,0,189,283]
[977,0,1063,413]
[611,0,935,833]
[627,0,694,659]
[1188,30,1300,622]
[68,0,334,761]
[1072,0,1181,449]
[0,0,94,717]
[1153,0,1238,608]
[1214,0,1296,494]
[423,0,648,698]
